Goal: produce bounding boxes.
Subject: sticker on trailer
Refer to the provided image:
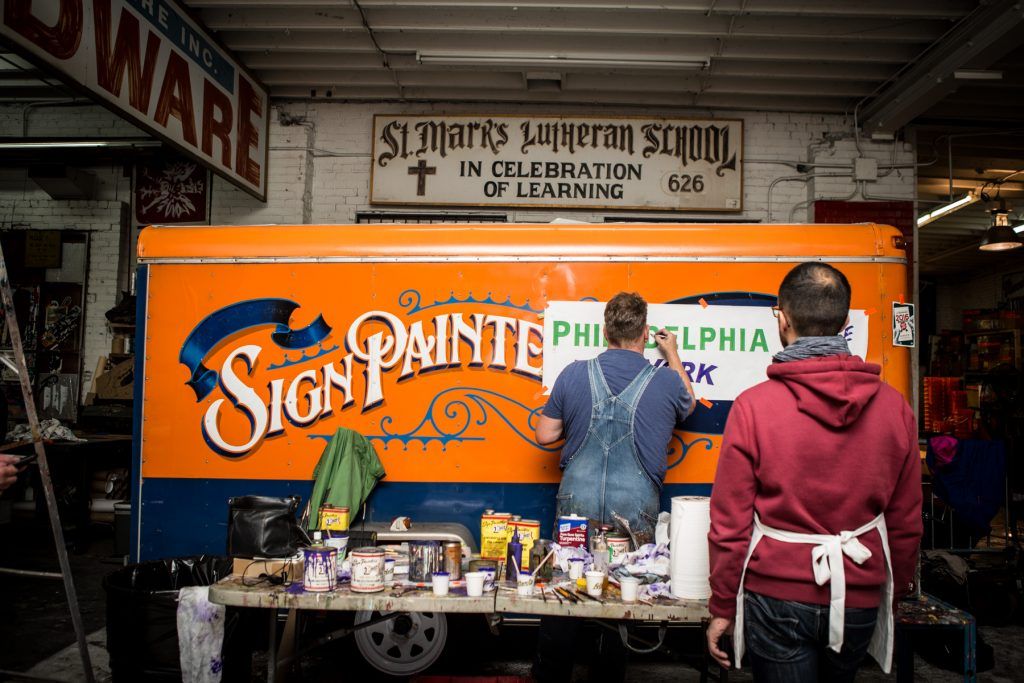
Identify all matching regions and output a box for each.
[892,303,915,348]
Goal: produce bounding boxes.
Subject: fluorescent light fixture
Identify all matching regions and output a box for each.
[917,193,978,227]
[0,139,160,150]
[953,69,1003,80]
[416,52,709,70]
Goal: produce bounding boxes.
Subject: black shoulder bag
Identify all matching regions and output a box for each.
[226,495,305,558]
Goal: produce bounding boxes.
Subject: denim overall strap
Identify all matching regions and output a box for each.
[554,356,662,544]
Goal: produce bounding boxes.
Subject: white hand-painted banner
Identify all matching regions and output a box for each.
[541,302,869,401]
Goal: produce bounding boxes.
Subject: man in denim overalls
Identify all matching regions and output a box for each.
[533,292,695,681]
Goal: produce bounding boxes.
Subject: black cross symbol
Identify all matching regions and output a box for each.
[408,159,436,196]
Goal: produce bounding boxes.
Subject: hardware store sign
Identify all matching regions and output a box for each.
[1,0,269,200]
[371,115,743,211]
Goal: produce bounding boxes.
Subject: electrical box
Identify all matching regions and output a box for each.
[854,157,878,181]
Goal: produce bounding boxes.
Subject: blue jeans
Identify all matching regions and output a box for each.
[744,591,878,683]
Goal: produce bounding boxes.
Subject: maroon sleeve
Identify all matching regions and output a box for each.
[885,403,924,601]
[708,397,758,620]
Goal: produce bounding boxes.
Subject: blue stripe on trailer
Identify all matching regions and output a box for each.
[137,479,711,560]
[130,265,148,563]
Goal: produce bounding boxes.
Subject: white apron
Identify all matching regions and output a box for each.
[733,513,895,674]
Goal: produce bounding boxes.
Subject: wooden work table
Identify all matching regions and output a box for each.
[209,574,711,682]
[210,575,709,621]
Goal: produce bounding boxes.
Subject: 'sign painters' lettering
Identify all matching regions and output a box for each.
[196,309,542,457]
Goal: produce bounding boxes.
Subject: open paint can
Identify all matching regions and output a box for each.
[303,546,337,592]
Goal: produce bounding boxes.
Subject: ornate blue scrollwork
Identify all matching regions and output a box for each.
[307,387,559,452]
[398,288,542,316]
[666,434,715,470]
[267,344,340,371]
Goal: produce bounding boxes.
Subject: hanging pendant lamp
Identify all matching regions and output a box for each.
[979,200,1023,252]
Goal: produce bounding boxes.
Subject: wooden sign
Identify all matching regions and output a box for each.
[371,115,743,211]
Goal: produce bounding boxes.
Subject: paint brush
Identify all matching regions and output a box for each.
[550,586,563,605]
[555,587,579,603]
[540,585,547,603]
[575,589,604,605]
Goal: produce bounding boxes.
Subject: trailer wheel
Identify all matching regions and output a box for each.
[353,610,448,677]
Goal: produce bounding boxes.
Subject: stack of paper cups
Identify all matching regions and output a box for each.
[669,496,712,599]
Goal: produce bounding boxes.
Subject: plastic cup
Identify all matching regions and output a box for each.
[324,534,348,563]
[465,571,485,597]
[480,567,496,590]
[432,571,450,596]
[517,570,534,597]
[585,570,605,598]
[384,558,395,584]
[568,558,585,580]
[619,576,640,603]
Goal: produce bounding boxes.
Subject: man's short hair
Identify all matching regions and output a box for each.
[778,262,852,336]
[605,292,648,345]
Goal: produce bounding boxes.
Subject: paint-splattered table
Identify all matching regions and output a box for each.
[210,576,713,681]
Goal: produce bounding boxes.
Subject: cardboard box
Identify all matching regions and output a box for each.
[232,556,304,583]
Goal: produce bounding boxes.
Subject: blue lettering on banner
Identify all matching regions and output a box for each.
[694,363,717,385]
[125,0,236,92]
[678,361,716,386]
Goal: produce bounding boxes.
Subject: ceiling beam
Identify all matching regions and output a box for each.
[198,7,948,43]
[859,0,1024,135]
[254,68,874,97]
[269,85,850,112]
[218,31,922,64]
[190,0,974,21]
[236,51,903,80]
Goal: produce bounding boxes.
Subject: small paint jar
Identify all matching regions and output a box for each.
[517,570,534,597]
[432,571,450,596]
[384,558,395,584]
[568,557,585,580]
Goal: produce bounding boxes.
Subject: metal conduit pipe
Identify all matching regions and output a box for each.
[788,184,861,223]
[21,100,94,137]
[766,173,853,223]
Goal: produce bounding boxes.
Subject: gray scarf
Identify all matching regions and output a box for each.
[773,335,851,363]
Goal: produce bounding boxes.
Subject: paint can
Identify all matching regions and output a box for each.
[409,540,443,582]
[443,541,462,580]
[349,547,385,593]
[511,519,541,569]
[302,546,337,592]
[481,511,512,560]
[556,514,588,548]
[318,505,350,531]
[607,533,631,564]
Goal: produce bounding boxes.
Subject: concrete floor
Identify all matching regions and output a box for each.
[4,519,1024,682]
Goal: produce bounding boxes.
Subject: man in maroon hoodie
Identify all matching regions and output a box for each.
[706,262,921,682]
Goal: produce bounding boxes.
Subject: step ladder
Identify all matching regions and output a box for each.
[0,239,95,683]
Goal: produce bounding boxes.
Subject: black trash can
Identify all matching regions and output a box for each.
[103,555,233,682]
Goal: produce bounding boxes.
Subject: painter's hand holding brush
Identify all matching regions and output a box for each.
[653,328,695,412]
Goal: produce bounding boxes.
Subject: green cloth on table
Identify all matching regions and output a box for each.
[306,427,385,530]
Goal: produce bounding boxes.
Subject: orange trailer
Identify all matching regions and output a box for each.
[132,223,909,560]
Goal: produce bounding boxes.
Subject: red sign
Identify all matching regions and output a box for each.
[135,157,208,224]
